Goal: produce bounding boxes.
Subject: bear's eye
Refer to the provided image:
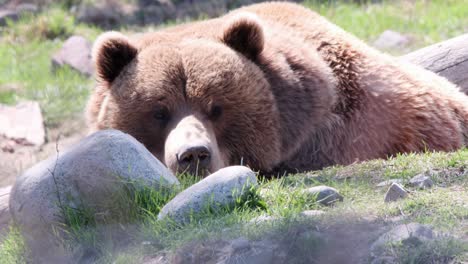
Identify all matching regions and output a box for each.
[153,106,170,123]
[209,105,223,120]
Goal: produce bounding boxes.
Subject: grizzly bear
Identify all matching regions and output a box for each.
[86,2,468,177]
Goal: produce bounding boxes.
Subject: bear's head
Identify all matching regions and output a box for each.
[87,15,282,177]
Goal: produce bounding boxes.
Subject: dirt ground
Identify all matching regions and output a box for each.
[0,118,87,188]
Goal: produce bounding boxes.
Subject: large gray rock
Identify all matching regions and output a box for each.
[303,185,343,206]
[158,166,257,224]
[0,101,45,146]
[9,129,178,263]
[370,223,434,257]
[52,35,94,76]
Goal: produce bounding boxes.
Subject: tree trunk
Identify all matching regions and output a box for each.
[401,34,468,94]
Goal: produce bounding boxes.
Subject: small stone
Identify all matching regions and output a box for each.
[0,101,45,146]
[409,174,433,189]
[304,186,343,206]
[370,223,434,257]
[384,183,408,203]
[10,130,178,262]
[300,210,325,218]
[52,36,94,76]
[373,30,409,50]
[376,179,403,187]
[158,166,257,224]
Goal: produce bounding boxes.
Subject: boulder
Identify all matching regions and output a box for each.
[158,166,257,224]
[9,129,178,263]
[0,101,45,146]
[52,36,94,76]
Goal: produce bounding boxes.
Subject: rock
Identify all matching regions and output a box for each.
[373,30,409,50]
[384,183,408,203]
[9,129,178,263]
[376,179,403,187]
[74,1,126,28]
[14,3,39,14]
[0,10,18,26]
[0,101,45,146]
[158,166,257,224]
[303,185,343,206]
[300,210,325,218]
[409,174,433,189]
[370,223,434,257]
[52,36,93,76]
[0,4,38,26]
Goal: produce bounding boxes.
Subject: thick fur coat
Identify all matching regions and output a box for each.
[87,2,468,176]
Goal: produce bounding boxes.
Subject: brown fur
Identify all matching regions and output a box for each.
[87,2,468,176]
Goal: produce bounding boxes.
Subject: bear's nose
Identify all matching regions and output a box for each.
[177,146,211,176]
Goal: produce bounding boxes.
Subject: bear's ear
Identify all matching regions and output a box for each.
[93,31,138,84]
[221,13,264,61]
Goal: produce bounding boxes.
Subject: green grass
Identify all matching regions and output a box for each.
[305,0,468,53]
[0,148,466,262]
[0,8,101,126]
[118,149,467,263]
[379,237,467,264]
[0,226,29,264]
[42,149,468,262]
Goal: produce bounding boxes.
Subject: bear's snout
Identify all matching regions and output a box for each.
[164,114,225,177]
[176,145,212,176]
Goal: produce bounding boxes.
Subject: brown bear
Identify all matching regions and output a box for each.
[87,2,468,177]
